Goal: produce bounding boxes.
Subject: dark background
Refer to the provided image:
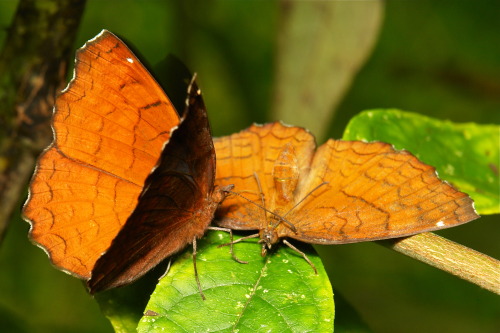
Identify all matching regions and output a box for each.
[0,1,498,332]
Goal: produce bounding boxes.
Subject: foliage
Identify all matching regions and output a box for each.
[344,109,500,215]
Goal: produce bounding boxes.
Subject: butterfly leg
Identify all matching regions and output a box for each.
[217,233,259,248]
[209,226,249,264]
[192,237,206,300]
[158,257,173,281]
[283,239,318,274]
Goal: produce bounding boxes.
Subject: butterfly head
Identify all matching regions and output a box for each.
[258,227,279,256]
[212,184,235,203]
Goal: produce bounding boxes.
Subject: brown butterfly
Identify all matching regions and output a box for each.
[22,30,231,295]
[88,76,233,294]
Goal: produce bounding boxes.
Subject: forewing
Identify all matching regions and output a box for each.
[88,78,218,293]
[23,30,179,279]
[288,140,479,244]
[214,122,316,230]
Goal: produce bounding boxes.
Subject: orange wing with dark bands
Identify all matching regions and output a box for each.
[289,139,479,243]
[23,30,180,279]
[214,122,315,230]
[88,79,227,293]
[215,122,479,244]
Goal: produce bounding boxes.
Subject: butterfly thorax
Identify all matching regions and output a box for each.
[258,143,302,255]
[272,143,299,207]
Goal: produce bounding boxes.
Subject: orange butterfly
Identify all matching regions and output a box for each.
[23,30,231,294]
[214,122,479,256]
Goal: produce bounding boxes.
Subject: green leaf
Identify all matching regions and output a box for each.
[94,267,161,333]
[271,0,384,139]
[343,109,500,214]
[137,231,334,333]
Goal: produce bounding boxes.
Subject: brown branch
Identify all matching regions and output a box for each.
[380,232,500,294]
[0,0,86,243]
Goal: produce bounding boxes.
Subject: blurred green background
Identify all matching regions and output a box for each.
[0,1,498,332]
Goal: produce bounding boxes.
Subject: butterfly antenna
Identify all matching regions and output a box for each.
[283,182,329,219]
[254,171,298,232]
[253,172,266,207]
[252,172,269,224]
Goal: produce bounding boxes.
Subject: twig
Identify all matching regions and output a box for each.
[380,232,500,294]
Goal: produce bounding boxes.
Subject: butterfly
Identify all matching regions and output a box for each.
[213,122,479,258]
[22,30,231,294]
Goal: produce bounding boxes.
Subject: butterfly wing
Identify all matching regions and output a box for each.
[214,122,316,230]
[88,79,222,293]
[22,30,180,279]
[287,140,480,244]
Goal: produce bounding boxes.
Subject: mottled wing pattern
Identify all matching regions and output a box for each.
[23,30,180,279]
[287,140,479,243]
[214,122,315,229]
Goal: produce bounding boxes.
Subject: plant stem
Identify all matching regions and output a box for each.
[380,232,499,294]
